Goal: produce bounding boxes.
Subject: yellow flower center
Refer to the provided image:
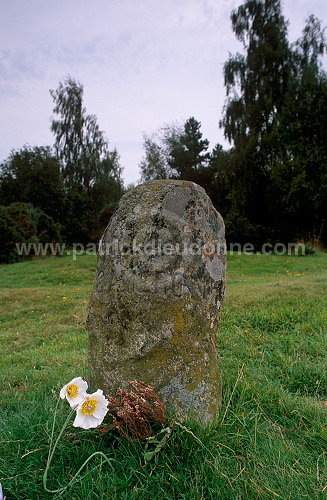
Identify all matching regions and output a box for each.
[81,399,97,415]
[67,384,79,398]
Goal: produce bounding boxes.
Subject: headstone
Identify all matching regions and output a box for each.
[87,180,226,424]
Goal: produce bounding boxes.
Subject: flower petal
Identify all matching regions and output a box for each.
[59,377,88,407]
[73,411,100,429]
[73,390,109,429]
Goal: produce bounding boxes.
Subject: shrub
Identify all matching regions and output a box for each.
[0,202,62,263]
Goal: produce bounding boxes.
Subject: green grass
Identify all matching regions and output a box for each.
[0,252,326,499]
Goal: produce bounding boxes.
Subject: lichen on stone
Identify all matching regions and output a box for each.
[87,180,226,425]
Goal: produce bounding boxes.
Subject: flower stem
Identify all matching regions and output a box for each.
[43,396,114,495]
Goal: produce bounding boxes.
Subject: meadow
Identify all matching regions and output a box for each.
[0,251,326,499]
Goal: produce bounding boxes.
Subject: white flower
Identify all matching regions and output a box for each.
[0,482,5,500]
[60,377,88,408]
[73,389,109,429]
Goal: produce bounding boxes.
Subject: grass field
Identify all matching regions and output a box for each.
[0,251,326,499]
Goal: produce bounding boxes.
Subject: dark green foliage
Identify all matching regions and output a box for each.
[218,0,291,240]
[222,0,290,142]
[60,152,124,244]
[139,117,209,182]
[268,16,327,243]
[0,145,65,222]
[0,79,124,260]
[0,206,23,263]
[49,76,124,243]
[218,0,327,246]
[0,202,61,263]
[167,117,210,180]
[50,76,123,194]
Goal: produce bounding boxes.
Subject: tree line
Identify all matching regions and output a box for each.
[0,77,124,262]
[0,0,326,263]
[139,0,327,249]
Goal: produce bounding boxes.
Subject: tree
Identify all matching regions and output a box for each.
[61,150,124,244]
[221,0,290,146]
[268,16,327,243]
[0,146,65,222]
[167,117,210,179]
[139,133,170,182]
[0,202,61,263]
[139,117,210,182]
[50,76,122,193]
[219,0,291,229]
[50,76,124,243]
[219,0,327,245]
[91,149,123,208]
[293,15,326,70]
[208,144,234,216]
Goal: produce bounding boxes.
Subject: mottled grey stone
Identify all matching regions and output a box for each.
[87,180,226,424]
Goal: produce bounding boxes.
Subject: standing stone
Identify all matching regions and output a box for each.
[87,180,226,424]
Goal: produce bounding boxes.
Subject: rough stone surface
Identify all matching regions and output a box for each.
[87,180,226,424]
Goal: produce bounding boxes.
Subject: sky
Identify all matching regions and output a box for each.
[1,0,326,186]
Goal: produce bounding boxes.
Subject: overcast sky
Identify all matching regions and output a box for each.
[1,0,326,186]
